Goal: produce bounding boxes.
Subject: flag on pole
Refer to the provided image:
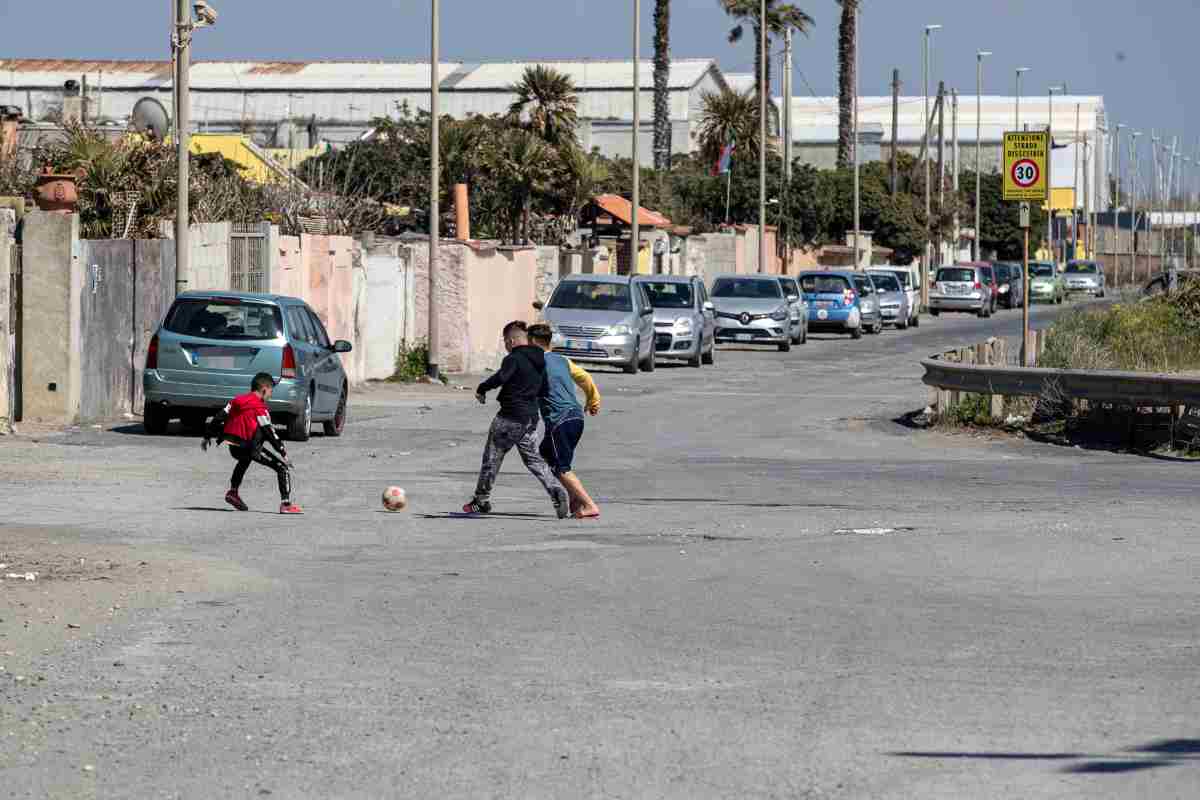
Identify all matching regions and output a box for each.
[714,136,736,175]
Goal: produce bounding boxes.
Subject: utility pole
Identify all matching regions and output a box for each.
[1048,86,1064,263]
[952,87,959,261]
[1082,133,1091,258]
[1130,131,1140,285]
[890,68,900,196]
[1072,103,1081,262]
[936,81,945,267]
[783,28,793,182]
[922,25,941,306]
[173,0,191,296]
[757,0,767,273]
[852,3,860,268]
[974,52,990,260]
[1150,131,1159,280]
[1114,123,1124,277]
[1015,67,1030,130]
[428,0,441,380]
[631,0,641,274]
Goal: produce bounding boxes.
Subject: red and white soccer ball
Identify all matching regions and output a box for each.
[382,486,408,512]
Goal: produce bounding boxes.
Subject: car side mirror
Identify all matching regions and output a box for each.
[332,340,353,354]
[532,300,545,311]
[703,301,714,312]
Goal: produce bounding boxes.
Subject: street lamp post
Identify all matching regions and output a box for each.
[1047,85,1065,262]
[632,0,641,274]
[758,0,767,273]
[1130,131,1141,285]
[428,0,440,380]
[1014,67,1030,130]
[852,3,860,268]
[974,51,990,261]
[922,24,941,306]
[1114,122,1124,276]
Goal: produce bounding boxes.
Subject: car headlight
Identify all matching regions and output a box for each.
[674,317,694,331]
[770,307,788,321]
[607,324,632,336]
[999,285,1010,293]
[862,301,874,311]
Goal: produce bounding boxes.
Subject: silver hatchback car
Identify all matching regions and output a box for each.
[710,274,798,352]
[634,275,717,367]
[542,275,657,374]
[144,291,353,441]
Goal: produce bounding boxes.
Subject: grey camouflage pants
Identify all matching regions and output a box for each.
[473,415,559,503]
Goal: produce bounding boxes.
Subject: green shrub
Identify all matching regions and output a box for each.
[390,339,431,383]
[942,393,994,427]
[1041,298,1200,373]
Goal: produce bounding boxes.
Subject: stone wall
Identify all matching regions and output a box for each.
[20,212,81,424]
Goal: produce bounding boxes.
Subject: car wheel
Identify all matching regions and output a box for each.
[913,314,921,327]
[851,325,863,340]
[287,391,312,442]
[624,343,639,374]
[701,342,715,365]
[978,306,988,318]
[182,411,209,436]
[897,317,908,331]
[641,343,656,372]
[929,309,939,317]
[800,322,808,345]
[144,403,169,436]
[323,384,347,437]
[778,339,791,352]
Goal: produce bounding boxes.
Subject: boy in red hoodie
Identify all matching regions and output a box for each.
[203,372,302,514]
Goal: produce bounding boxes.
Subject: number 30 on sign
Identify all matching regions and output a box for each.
[1003,131,1050,201]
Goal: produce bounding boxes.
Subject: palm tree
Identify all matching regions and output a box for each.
[507,65,580,147]
[696,88,762,168]
[652,0,671,171]
[490,128,553,244]
[836,0,859,169]
[719,0,814,100]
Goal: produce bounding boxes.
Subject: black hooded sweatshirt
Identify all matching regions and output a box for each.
[476,345,546,423]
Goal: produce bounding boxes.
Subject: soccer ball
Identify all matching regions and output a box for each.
[381,486,408,512]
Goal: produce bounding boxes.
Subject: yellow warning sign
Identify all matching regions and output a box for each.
[1003,131,1050,202]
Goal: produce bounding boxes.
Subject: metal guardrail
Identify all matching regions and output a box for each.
[921,357,1200,407]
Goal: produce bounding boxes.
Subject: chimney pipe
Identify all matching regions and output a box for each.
[454,183,470,241]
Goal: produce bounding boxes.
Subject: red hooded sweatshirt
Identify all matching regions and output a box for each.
[221,392,273,445]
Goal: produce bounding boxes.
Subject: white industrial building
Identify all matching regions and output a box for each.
[0,57,728,163]
[780,94,1111,210]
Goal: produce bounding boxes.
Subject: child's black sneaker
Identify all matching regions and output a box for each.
[462,499,492,515]
[225,489,248,512]
[550,487,570,519]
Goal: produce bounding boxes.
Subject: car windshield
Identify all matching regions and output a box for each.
[641,282,694,309]
[868,272,901,292]
[892,271,911,288]
[853,276,873,293]
[549,281,632,312]
[800,274,851,294]
[1030,263,1056,278]
[711,278,782,299]
[1066,262,1098,274]
[993,265,1009,280]
[780,279,800,297]
[164,300,284,340]
[937,268,976,283]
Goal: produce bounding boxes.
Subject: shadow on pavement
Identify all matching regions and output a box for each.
[889,737,1200,775]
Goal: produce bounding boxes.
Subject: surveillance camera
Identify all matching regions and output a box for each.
[193,0,218,27]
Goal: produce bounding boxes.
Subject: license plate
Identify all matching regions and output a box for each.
[816,301,833,309]
[882,310,896,317]
[736,334,753,342]
[564,339,576,350]
[817,309,829,320]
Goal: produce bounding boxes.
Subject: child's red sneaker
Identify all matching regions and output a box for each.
[225,490,248,512]
[279,502,304,515]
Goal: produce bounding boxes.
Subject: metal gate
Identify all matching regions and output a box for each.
[229,222,270,293]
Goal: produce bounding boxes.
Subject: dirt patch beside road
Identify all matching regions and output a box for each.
[0,526,268,676]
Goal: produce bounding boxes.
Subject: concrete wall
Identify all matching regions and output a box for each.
[363,239,417,381]
[534,246,562,308]
[465,246,538,373]
[21,212,81,424]
[189,222,232,291]
[406,241,470,373]
[0,222,12,431]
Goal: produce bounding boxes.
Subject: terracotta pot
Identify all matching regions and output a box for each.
[34,172,79,213]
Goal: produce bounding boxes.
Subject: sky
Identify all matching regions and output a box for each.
[2,0,1195,172]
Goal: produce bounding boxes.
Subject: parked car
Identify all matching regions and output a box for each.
[709,274,797,352]
[776,275,810,345]
[851,272,885,334]
[542,275,657,374]
[1028,261,1066,304]
[1064,260,1107,297]
[977,262,999,315]
[991,262,1025,308]
[144,291,353,441]
[863,269,911,329]
[797,270,868,339]
[869,266,920,327]
[634,275,716,367]
[929,264,995,317]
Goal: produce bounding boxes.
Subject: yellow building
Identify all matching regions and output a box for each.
[188,134,324,186]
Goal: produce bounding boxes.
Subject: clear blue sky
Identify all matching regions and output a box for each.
[3,0,1194,169]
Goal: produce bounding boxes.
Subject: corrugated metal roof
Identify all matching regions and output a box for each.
[188,61,462,90]
[592,194,671,228]
[448,59,717,90]
[723,73,756,94]
[0,58,171,89]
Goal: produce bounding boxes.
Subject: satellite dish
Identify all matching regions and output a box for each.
[131,97,170,140]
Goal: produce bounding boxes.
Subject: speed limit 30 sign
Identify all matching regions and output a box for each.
[1003,131,1050,201]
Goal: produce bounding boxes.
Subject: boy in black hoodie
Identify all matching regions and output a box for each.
[464,321,570,518]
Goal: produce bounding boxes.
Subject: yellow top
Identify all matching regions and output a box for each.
[566,359,601,414]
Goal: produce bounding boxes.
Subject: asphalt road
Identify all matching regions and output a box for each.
[2,299,1199,799]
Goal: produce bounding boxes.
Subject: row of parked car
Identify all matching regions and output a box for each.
[535,258,1110,373]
